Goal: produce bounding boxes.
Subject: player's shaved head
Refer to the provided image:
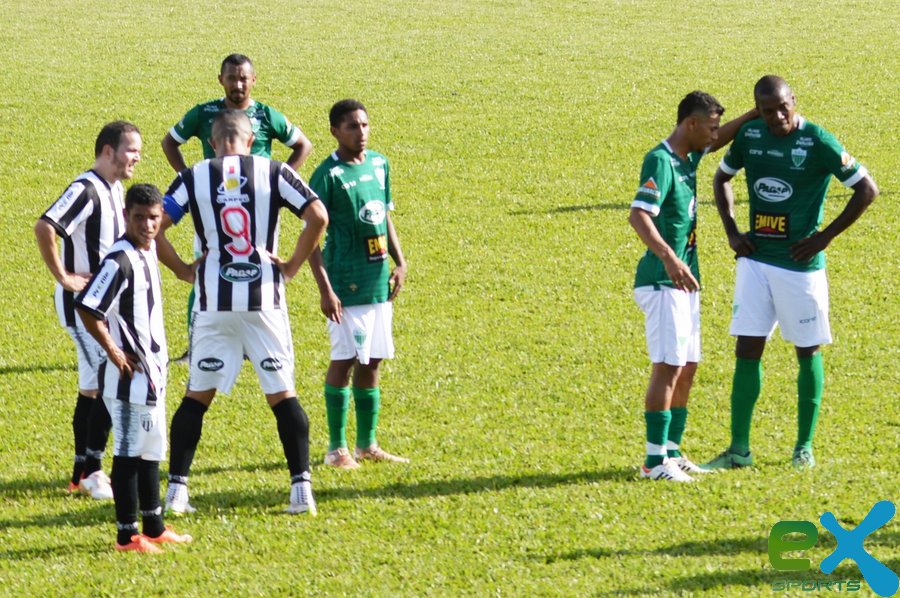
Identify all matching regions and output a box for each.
[754,75,792,101]
[676,91,724,124]
[211,109,253,145]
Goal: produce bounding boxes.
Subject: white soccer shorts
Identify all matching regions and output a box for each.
[730,257,831,347]
[327,302,394,365]
[103,394,167,461]
[634,286,701,366]
[188,310,296,395]
[66,320,106,390]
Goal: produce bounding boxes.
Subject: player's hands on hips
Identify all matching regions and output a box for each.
[663,257,699,292]
[727,231,756,258]
[388,262,408,301]
[269,252,299,283]
[790,231,829,263]
[110,348,141,379]
[62,272,91,293]
[320,291,342,323]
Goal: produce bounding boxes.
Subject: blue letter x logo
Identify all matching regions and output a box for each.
[820,500,898,597]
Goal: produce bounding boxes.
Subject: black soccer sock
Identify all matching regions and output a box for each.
[168,397,208,478]
[84,398,112,476]
[71,393,93,484]
[111,456,140,545]
[138,459,165,538]
[271,397,309,478]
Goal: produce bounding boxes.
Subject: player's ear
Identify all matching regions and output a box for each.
[208,137,217,153]
[245,133,255,152]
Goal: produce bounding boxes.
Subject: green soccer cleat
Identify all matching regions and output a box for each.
[792,448,815,470]
[702,449,753,471]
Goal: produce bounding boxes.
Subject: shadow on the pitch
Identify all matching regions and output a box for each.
[0,363,74,376]
[0,542,102,561]
[508,198,753,216]
[0,500,112,531]
[190,460,284,476]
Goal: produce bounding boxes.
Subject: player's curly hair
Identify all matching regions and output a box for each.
[676,91,724,124]
[125,183,162,211]
[329,99,367,127]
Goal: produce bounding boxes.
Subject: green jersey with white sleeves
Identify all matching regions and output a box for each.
[719,116,868,272]
[169,99,301,159]
[633,140,703,289]
[310,150,393,306]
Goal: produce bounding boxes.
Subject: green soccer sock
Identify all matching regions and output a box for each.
[730,358,763,455]
[324,384,351,451]
[796,353,824,451]
[644,410,672,468]
[186,287,195,336]
[667,407,688,458]
[353,387,381,450]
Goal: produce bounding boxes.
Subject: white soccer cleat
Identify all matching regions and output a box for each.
[287,481,317,516]
[165,483,197,515]
[640,459,695,482]
[672,455,712,474]
[79,470,114,500]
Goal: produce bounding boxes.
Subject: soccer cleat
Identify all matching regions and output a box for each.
[144,525,193,544]
[354,444,410,464]
[165,483,197,515]
[66,481,80,494]
[792,448,816,470]
[672,455,712,474]
[79,470,114,500]
[286,481,317,516]
[640,459,695,482]
[701,449,753,471]
[324,447,360,469]
[115,534,163,554]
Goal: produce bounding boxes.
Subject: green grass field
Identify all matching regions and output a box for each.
[1,0,898,595]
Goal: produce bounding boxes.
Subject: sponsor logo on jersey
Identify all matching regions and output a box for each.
[198,358,225,371]
[260,357,282,371]
[55,183,84,214]
[366,234,388,262]
[750,149,763,156]
[341,180,357,190]
[359,174,374,182]
[220,262,262,283]
[375,167,386,189]
[754,211,789,239]
[89,270,112,299]
[217,176,248,194]
[637,177,661,199]
[754,177,793,202]
[767,149,784,158]
[371,156,386,167]
[840,152,857,172]
[202,105,219,112]
[359,201,386,225]
[791,148,808,167]
[744,128,762,139]
[797,136,815,147]
[140,413,154,432]
[329,166,344,177]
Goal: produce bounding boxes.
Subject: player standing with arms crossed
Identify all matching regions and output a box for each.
[35,121,142,499]
[704,76,878,471]
[309,100,409,469]
[156,110,327,515]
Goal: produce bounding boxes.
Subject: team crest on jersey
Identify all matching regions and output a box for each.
[791,148,807,167]
[140,413,154,433]
[359,200,386,225]
[754,177,793,202]
[754,211,789,239]
[637,177,660,199]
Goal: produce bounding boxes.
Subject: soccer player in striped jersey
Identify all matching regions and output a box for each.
[76,184,191,553]
[35,121,142,499]
[308,100,409,469]
[156,109,328,515]
[629,93,757,482]
[161,54,314,362]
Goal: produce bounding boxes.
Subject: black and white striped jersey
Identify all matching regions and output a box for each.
[163,154,319,312]
[76,238,167,406]
[40,170,125,327]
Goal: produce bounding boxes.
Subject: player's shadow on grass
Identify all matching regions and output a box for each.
[0,542,102,561]
[0,363,74,376]
[0,500,111,531]
[509,198,749,216]
[190,460,284,476]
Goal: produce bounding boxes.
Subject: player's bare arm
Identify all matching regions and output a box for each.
[273,200,328,282]
[307,247,342,323]
[285,133,313,173]
[708,108,759,152]
[76,307,138,379]
[713,167,756,257]
[790,174,879,262]
[161,133,189,173]
[386,213,408,301]
[155,214,197,283]
[34,219,90,292]
[628,207,699,292]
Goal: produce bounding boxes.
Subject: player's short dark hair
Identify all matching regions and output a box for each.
[754,75,791,100]
[212,109,253,143]
[221,54,254,74]
[95,121,141,157]
[125,183,162,211]
[329,99,368,127]
[676,91,724,124]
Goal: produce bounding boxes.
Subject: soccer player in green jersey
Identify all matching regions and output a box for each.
[704,76,879,471]
[161,53,314,361]
[630,91,758,482]
[309,99,409,469]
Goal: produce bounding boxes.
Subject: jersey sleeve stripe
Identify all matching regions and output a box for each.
[284,127,302,147]
[631,200,661,216]
[718,160,740,176]
[39,214,69,238]
[840,165,867,188]
[169,127,188,144]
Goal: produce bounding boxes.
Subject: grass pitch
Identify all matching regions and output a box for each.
[1,0,898,595]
